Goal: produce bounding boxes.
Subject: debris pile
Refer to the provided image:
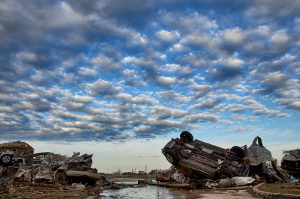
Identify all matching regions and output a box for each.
[281,149,300,177]
[160,131,290,188]
[0,141,105,198]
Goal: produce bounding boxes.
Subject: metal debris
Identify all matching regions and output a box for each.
[0,140,104,198]
[161,131,289,188]
[281,149,300,177]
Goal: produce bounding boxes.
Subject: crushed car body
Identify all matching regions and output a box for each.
[0,140,104,198]
[162,131,288,183]
[0,141,34,166]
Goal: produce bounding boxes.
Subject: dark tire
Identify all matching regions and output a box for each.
[0,154,13,166]
[180,131,194,143]
[230,146,245,159]
[54,171,68,185]
[164,150,179,165]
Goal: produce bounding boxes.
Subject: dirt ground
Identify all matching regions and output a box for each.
[258,182,300,195]
[170,188,258,199]
[0,182,100,199]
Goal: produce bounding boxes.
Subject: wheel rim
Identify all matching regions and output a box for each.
[2,155,11,163]
[165,153,173,164]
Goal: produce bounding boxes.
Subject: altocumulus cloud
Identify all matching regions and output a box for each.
[0,0,300,141]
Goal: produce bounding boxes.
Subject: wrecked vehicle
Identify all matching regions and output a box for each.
[162,131,288,183]
[0,141,104,187]
[53,153,103,186]
[12,152,103,186]
[0,141,34,157]
[0,141,105,198]
[0,150,15,166]
[0,141,34,166]
[281,149,300,177]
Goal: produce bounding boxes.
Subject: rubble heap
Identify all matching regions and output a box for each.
[281,149,300,177]
[0,141,105,198]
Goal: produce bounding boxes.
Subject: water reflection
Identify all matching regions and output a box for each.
[100,185,256,199]
[101,186,190,199]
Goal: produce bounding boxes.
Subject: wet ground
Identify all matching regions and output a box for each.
[101,178,258,199]
[100,186,257,199]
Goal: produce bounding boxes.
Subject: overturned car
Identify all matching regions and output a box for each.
[162,131,288,182]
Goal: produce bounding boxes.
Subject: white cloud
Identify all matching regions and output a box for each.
[78,67,97,77]
[181,33,211,47]
[86,79,122,97]
[222,27,245,45]
[223,57,244,68]
[71,95,94,103]
[156,30,180,42]
[157,91,191,102]
[270,30,289,45]
[150,106,188,119]
[184,113,220,123]
[117,93,155,104]
[90,55,119,71]
[156,76,176,86]
[161,12,218,31]
[190,99,218,109]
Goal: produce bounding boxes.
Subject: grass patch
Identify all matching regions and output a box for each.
[258,182,300,195]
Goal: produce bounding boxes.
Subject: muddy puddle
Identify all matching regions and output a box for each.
[101,178,257,199]
[101,186,257,199]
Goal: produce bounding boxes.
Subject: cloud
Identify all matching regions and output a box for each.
[209,64,243,81]
[183,113,231,124]
[161,64,193,78]
[161,11,218,32]
[155,76,176,87]
[117,93,155,105]
[253,108,289,117]
[191,84,212,98]
[286,101,300,110]
[90,55,120,71]
[150,106,188,119]
[0,1,299,142]
[78,67,97,77]
[258,71,298,97]
[246,0,300,24]
[86,79,122,97]
[222,28,245,46]
[232,126,257,132]
[157,91,191,102]
[155,30,180,43]
[190,99,219,109]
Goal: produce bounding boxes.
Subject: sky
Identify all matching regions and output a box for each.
[0,0,300,172]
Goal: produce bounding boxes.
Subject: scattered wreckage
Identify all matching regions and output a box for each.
[161,131,289,187]
[11,152,103,186]
[0,141,105,198]
[281,149,300,177]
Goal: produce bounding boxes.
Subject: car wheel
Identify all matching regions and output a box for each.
[180,131,194,143]
[164,150,179,165]
[55,171,68,185]
[1,154,13,165]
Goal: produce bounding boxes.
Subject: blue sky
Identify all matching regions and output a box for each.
[1,0,300,171]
